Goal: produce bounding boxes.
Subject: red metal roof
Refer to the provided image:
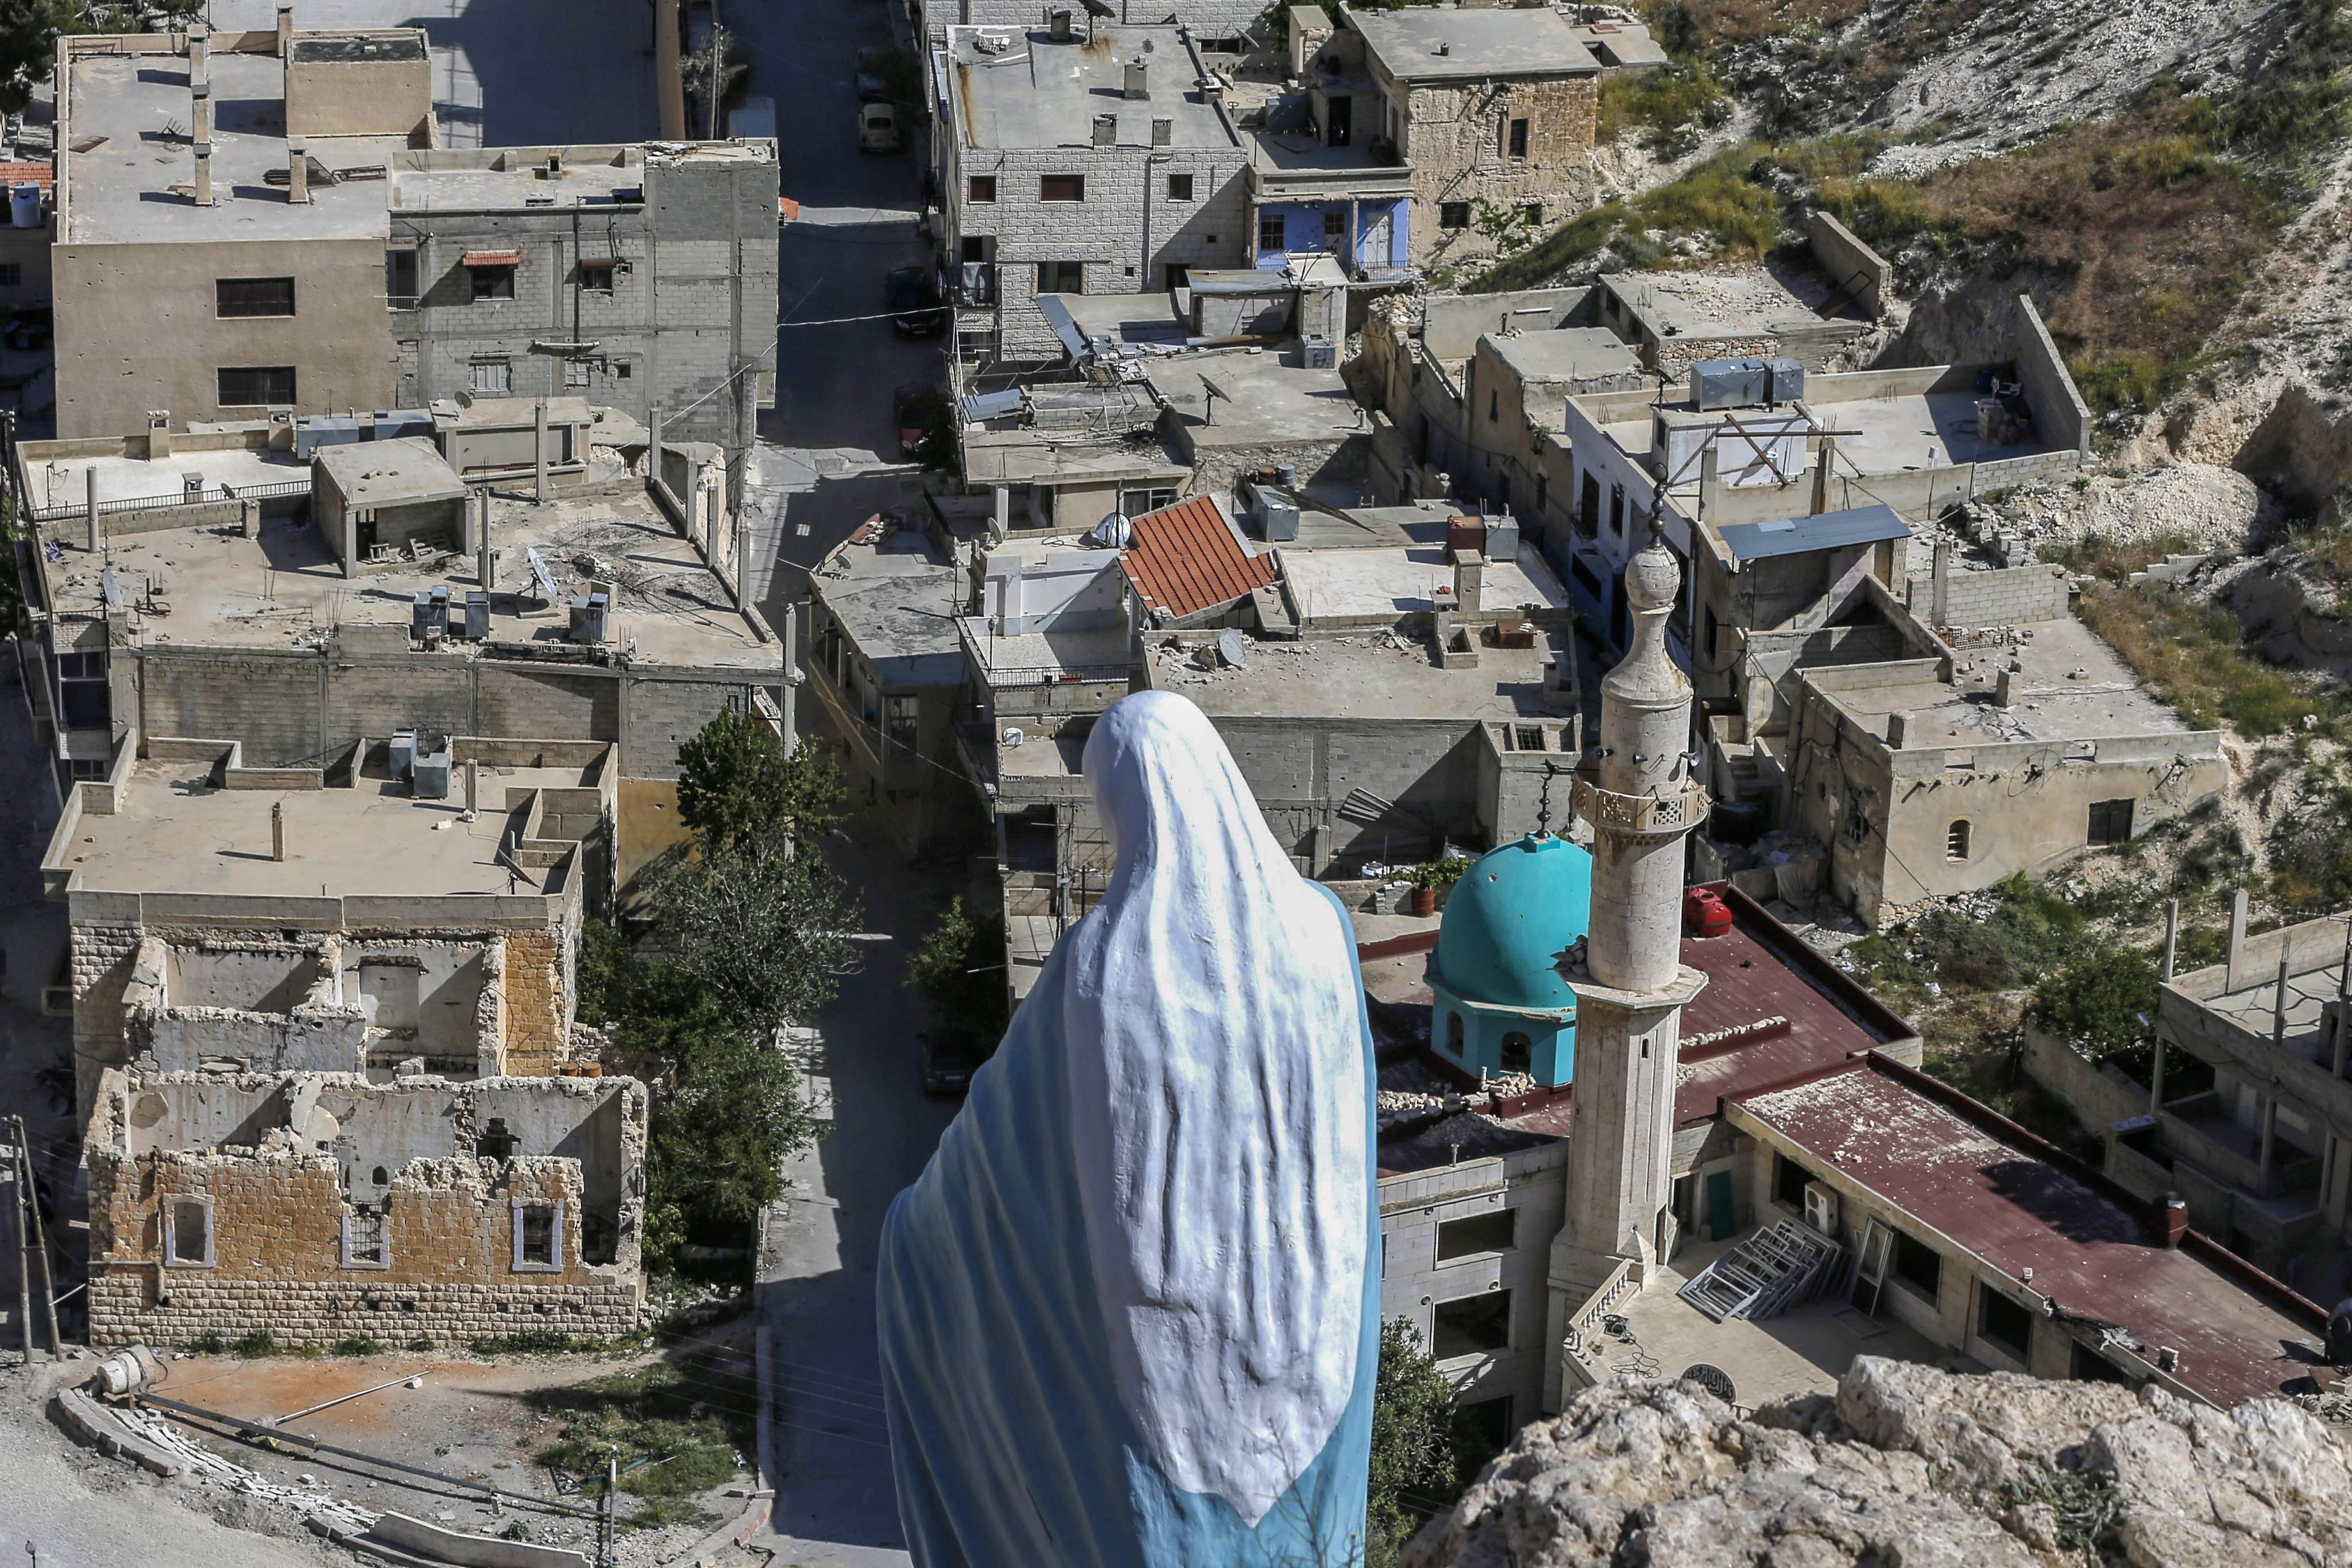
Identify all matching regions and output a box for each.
[1734,1058,2326,1409]
[1119,495,1275,622]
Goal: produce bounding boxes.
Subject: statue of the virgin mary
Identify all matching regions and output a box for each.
[877,690,1378,1566]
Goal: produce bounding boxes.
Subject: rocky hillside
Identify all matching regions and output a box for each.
[1399,1358,2351,1568]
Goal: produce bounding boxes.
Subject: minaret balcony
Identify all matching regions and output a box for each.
[1572,776,1709,838]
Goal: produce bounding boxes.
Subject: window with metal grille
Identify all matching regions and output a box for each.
[517,1205,556,1268]
[1039,173,1085,201]
[1258,211,1285,255]
[1514,726,1545,752]
[216,276,295,317]
[968,174,997,202]
[1843,794,1869,845]
[1436,1209,1515,1262]
[1947,819,1971,860]
[1432,1289,1511,1357]
[343,1209,388,1268]
[217,366,295,406]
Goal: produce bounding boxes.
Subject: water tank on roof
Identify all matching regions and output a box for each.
[1689,357,1770,412]
[413,734,452,800]
[10,183,41,228]
[1763,357,1805,405]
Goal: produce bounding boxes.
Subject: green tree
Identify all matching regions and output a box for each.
[1367,1319,1459,1567]
[573,915,643,1028]
[625,967,816,1272]
[674,710,844,853]
[0,0,79,115]
[906,897,1007,1043]
[2029,946,2158,1062]
[647,828,858,1037]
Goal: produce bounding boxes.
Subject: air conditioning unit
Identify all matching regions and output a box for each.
[1802,1180,1840,1238]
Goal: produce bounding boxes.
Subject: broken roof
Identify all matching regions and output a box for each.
[1732,1058,2327,1409]
[1118,495,1275,621]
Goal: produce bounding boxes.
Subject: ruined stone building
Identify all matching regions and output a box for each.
[42,730,648,1348]
[49,17,777,455]
[7,408,790,872]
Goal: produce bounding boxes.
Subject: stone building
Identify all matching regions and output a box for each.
[933,22,1250,365]
[48,20,777,456]
[1332,7,1602,270]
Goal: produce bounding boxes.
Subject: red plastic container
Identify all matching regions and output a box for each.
[1682,886,1732,938]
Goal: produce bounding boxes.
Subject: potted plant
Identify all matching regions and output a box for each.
[1404,858,1461,917]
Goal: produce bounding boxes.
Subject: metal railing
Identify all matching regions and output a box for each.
[25,474,311,525]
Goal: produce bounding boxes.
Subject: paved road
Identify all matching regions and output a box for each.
[754,839,961,1566]
[730,0,945,617]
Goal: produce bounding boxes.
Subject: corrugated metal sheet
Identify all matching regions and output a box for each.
[1119,496,1275,622]
[1034,293,1090,363]
[1718,503,1910,563]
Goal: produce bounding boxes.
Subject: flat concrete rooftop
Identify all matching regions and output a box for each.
[1152,348,1364,449]
[1603,262,1842,341]
[1598,389,2058,481]
[50,756,593,898]
[24,443,304,510]
[1823,617,2188,746]
[951,26,1239,150]
[63,49,405,243]
[38,490,771,669]
[815,535,968,686]
[1148,630,1555,720]
[1487,327,1643,386]
[315,436,463,504]
[1283,540,1567,623]
[1351,7,1598,80]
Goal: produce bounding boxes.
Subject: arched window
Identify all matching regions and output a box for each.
[1946,820,1971,861]
[1446,1012,1466,1057]
[1500,1032,1533,1074]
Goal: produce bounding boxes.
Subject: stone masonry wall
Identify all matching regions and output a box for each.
[71,916,145,1111]
[87,1151,636,1349]
[500,929,569,1076]
[1407,76,1597,271]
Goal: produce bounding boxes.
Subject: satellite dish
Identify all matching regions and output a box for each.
[1217,628,1246,669]
[1092,512,1134,548]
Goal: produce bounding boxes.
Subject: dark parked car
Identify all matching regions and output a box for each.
[885,265,946,336]
[893,382,943,458]
[921,1032,991,1096]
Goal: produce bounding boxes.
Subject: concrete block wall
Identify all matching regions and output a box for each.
[962,144,1250,360]
[2006,294,2090,461]
[86,1152,639,1349]
[1908,563,2072,628]
[1806,211,1889,318]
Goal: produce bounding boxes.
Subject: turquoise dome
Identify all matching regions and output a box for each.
[1428,834,1593,1015]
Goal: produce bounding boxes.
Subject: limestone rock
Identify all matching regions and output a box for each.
[1401,1358,2352,1568]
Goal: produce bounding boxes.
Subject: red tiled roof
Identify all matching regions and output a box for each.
[461,249,521,268]
[1733,1058,2326,1408]
[0,161,52,191]
[1119,495,1276,622]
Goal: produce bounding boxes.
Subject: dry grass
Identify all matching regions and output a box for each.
[2076,582,2332,736]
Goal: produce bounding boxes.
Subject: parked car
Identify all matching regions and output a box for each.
[858,101,901,153]
[920,1032,990,1096]
[854,45,893,103]
[885,266,946,337]
[893,382,943,458]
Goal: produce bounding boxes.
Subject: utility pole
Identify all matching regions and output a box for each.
[8,1126,32,1366]
[598,1448,618,1567]
[13,1121,57,1360]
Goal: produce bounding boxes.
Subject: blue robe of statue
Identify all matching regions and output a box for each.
[876,692,1380,1568]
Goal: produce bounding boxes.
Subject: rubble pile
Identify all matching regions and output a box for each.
[1401,1357,2352,1568]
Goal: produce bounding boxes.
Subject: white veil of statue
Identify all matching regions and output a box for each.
[877,689,1378,1567]
[1065,691,1369,1526]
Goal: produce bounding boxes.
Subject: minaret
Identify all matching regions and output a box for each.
[1555,530,1709,1297]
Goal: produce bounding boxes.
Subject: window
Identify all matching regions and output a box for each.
[2072,1338,2133,1385]
[512,1201,562,1271]
[968,174,997,202]
[1437,1209,1517,1262]
[1488,389,1499,423]
[1499,1031,1531,1073]
[1445,1012,1465,1058]
[1535,473,1547,513]
[341,1209,388,1268]
[1322,208,1345,249]
[1773,1153,1815,1210]
[1704,602,1721,662]
[1579,472,1600,537]
[1259,211,1286,255]
[1608,483,1625,535]
[167,1197,213,1267]
[884,694,919,753]
[1167,172,1194,201]
[1513,726,1545,752]
[475,1117,520,1161]
[1570,555,1603,600]
[1452,1396,1514,1474]
[471,358,512,394]
[1507,117,1529,158]
[1120,486,1177,514]
[470,264,516,301]
[1947,819,1971,860]
[564,358,591,389]
[1439,201,1470,230]
[216,366,295,406]
[1163,262,1189,290]
[1891,1228,1942,1300]
[1978,1281,2034,1362]
[1521,202,1542,226]
[1843,793,1869,845]
[578,260,617,293]
[0,262,24,287]
[1039,173,1085,202]
[1036,260,1085,295]
[1432,1289,1511,1358]
[2087,798,2134,846]
[385,247,417,305]
[68,757,108,781]
[56,649,108,730]
[216,276,295,318]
